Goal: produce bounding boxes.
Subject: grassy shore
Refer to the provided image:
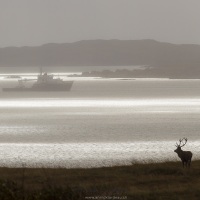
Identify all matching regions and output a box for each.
[0,161,199,199]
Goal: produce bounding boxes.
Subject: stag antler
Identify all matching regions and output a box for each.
[175,138,188,147]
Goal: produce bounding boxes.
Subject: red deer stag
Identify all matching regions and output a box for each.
[174,138,192,168]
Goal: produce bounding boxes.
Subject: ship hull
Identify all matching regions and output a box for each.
[2,81,73,92]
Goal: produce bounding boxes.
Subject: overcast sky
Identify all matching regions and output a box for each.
[0,0,200,47]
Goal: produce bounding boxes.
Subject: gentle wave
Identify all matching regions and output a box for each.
[1,98,200,108]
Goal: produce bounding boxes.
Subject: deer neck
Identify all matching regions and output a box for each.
[177,149,184,157]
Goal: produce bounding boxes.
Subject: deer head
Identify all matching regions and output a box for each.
[174,138,188,153]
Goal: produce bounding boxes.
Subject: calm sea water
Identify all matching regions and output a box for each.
[0,72,200,168]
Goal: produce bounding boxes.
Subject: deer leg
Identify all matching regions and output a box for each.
[188,160,191,168]
[186,161,188,168]
[182,161,185,168]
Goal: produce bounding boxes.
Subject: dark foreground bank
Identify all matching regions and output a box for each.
[0,161,199,200]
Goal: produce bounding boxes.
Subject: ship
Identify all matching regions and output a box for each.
[2,71,74,92]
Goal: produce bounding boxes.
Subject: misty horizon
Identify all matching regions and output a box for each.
[0,39,200,79]
[1,38,200,48]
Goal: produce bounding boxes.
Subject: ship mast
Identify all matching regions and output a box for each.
[39,67,43,76]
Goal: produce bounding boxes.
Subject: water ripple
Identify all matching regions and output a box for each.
[0,142,199,168]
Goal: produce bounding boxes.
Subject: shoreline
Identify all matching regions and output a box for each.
[0,160,199,199]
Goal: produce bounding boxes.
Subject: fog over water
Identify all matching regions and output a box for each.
[0,67,200,168]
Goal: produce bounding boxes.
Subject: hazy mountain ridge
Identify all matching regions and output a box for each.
[0,39,200,67]
[0,39,200,77]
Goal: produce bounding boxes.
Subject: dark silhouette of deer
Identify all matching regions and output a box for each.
[174,138,192,168]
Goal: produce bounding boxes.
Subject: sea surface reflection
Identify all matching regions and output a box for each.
[0,76,200,167]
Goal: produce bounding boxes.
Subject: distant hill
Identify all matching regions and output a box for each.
[0,39,200,78]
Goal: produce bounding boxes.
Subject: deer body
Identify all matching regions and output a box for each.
[174,138,192,168]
